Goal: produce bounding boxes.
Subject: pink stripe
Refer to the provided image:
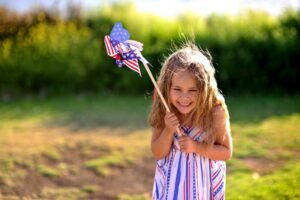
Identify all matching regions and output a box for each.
[220,193,224,200]
[192,130,203,139]
[157,167,167,199]
[213,175,223,190]
[212,169,220,180]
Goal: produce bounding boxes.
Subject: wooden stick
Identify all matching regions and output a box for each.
[142,62,183,136]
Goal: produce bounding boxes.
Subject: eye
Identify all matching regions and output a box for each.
[189,89,198,92]
[173,88,181,91]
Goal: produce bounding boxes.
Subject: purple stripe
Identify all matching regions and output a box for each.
[200,157,204,187]
[212,169,221,181]
[192,154,196,200]
[155,180,159,199]
[209,160,213,200]
[173,153,182,200]
[186,154,189,200]
[165,149,174,200]
[214,182,224,196]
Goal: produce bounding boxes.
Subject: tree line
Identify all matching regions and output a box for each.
[0,3,299,97]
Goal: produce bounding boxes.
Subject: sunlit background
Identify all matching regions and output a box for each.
[0,0,299,199]
[2,0,300,17]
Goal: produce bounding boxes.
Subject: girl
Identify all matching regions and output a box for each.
[149,43,232,200]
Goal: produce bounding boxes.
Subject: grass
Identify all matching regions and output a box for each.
[0,94,299,199]
[227,162,300,200]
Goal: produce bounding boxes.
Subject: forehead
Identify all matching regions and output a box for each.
[171,70,197,87]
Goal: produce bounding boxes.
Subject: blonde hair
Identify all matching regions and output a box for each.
[148,42,229,145]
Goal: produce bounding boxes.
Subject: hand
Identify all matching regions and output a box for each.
[164,112,179,134]
[178,136,198,153]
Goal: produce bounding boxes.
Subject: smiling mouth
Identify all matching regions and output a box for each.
[177,102,192,107]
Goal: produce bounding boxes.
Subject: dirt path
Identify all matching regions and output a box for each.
[0,156,156,199]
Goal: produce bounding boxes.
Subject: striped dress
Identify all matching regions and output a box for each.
[152,126,226,200]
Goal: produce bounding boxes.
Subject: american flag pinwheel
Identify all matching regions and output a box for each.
[104,22,149,76]
[103,22,184,136]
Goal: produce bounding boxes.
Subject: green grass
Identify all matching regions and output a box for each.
[0,94,151,131]
[118,193,151,200]
[0,94,299,199]
[37,165,61,177]
[40,187,88,200]
[227,162,300,200]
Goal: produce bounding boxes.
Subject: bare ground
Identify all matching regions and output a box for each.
[0,149,156,200]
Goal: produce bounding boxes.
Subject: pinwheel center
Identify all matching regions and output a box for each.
[115,54,122,60]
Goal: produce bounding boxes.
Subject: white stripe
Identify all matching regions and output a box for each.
[124,59,141,75]
[104,35,116,56]
[124,61,139,72]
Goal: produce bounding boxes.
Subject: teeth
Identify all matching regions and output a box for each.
[179,103,190,106]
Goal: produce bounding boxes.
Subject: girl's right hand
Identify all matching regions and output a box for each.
[164,112,180,134]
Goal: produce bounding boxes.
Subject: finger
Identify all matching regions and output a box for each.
[171,122,180,128]
[178,139,183,145]
[179,136,188,141]
[178,137,185,143]
[179,143,185,149]
[180,146,186,152]
[169,118,179,123]
[166,115,176,122]
[169,115,178,120]
[178,136,188,143]
[168,112,177,119]
[165,113,172,120]
[179,142,187,148]
[169,116,178,122]
[180,143,187,148]
[171,118,179,124]
[166,112,175,118]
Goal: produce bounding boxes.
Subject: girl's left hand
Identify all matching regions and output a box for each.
[178,136,198,153]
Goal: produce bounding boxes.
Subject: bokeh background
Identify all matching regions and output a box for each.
[0,0,299,199]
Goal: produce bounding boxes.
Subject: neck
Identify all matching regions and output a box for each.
[179,113,192,127]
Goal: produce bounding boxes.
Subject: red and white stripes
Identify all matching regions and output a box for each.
[104,35,141,76]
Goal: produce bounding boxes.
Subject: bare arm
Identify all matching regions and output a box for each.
[196,106,233,160]
[178,106,232,160]
[151,112,179,160]
[151,127,174,160]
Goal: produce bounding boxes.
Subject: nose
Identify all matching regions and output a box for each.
[180,93,191,99]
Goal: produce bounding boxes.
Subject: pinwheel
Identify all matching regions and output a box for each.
[104,22,183,136]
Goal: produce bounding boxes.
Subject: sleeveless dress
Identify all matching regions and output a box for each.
[152,126,226,200]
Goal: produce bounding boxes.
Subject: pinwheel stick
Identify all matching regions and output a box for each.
[142,62,183,136]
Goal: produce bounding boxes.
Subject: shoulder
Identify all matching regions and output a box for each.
[212,105,226,119]
[211,105,229,129]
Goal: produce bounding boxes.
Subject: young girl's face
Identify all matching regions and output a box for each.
[170,70,199,115]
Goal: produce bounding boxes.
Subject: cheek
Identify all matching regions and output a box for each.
[169,91,176,101]
[169,91,179,103]
[193,93,199,100]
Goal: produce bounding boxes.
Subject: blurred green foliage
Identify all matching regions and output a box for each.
[0,4,299,96]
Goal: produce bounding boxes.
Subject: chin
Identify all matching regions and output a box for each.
[178,110,192,115]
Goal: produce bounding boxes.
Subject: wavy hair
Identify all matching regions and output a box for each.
[148,42,229,145]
